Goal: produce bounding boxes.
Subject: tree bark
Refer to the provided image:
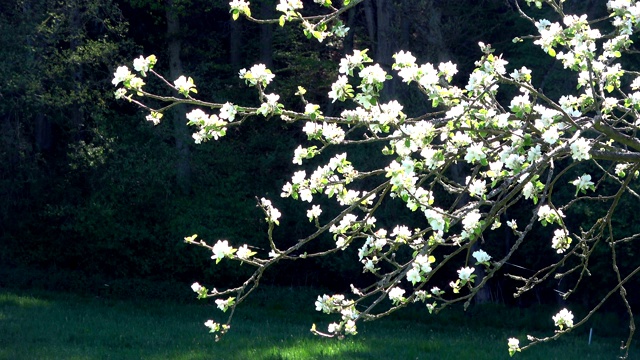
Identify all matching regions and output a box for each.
[165,0,191,194]
[363,0,376,52]
[343,7,356,55]
[259,0,274,68]
[230,18,242,69]
[69,0,85,142]
[423,0,492,304]
[375,0,394,100]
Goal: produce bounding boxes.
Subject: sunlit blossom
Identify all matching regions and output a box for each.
[457,266,475,281]
[553,308,574,330]
[472,249,491,264]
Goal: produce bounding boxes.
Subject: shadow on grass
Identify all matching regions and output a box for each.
[0,287,635,360]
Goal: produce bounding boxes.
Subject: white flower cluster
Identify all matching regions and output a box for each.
[392,50,458,95]
[464,143,486,164]
[507,338,520,356]
[329,214,359,247]
[406,253,435,285]
[315,294,348,313]
[186,108,229,143]
[386,158,418,193]
[572,174,594,195]
[112,64,148,98]
[338,49,371,76]
[215,297,235,312]
[388,287,406,304]
[553,308,574,330]
[260,198,281,225]
[534,19,563,54]
[112,66,132,86]
[608,0,640,36]
[174,76,196,96]
[292,145,318,165]
[357,231,388,272]
[236,244,256,260]
[281,153,358,206]
[472,249,492,264]
[315,294,359,336]
[424,208,446,235]
[132,54,157,76]
[321,123,346,144]
[229,0,250,11]
[359,64,387,85]
[191,282,207,298]
[204,320,229,334]
[461,210,482,240]
[212,240,236,263]
[328,75,352,102]
[257,93,281,116]
[306,205,322,221]
[239,64,275,87]
[467,177,487,198]
[457,266,475,282]
[276,0,303,13]
[551,229,571,253]
[537,205,565,226]
[570,137,591,161]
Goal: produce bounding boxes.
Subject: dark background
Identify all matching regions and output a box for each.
[1,0,638,314]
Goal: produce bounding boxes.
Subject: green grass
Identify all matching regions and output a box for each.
[0,286,635,359]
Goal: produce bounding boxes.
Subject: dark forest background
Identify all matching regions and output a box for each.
[2,0,638,312]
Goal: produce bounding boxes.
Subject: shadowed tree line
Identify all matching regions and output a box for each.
[2,0,638,314]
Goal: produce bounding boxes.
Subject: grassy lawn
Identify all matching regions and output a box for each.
[0,285,635,359]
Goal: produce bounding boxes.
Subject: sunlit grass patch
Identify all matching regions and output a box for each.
[0,292,51,308]
[0,286,635,359]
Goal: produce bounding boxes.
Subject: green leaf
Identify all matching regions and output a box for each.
[279,15,285,27]
[548,48,556,57]
[232,11,239,20]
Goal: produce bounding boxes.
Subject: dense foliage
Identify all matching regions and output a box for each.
[115,0,640,357]
[4,0,640,357]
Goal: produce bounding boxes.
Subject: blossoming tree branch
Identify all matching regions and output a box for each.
[113,0,640,357]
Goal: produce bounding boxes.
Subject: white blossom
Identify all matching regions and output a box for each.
[551,229,571,253]
[191,282,203,293]
[359,64,387,84]
[307,205,322,220]
[553,308,574,329]
[112,66,131,86]
[572,174,594,194]
[388,287,406,303]
[457,266,475,281]
[472,249,492,264]
[570,137,591,161]
[464,143,486,164]
[212,240,235,262]
[236,245,256,260]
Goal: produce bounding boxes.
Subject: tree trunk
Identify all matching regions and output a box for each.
[426,1,490,302]
[259,0,274,68]
[363,0,376,52]
[69,0,85,142]
[375,0,394,100]
[424,0,449,63]
[24,0,53,151]
[230,18,242,69]
[344,7,356,55]
[165,0,191,194]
